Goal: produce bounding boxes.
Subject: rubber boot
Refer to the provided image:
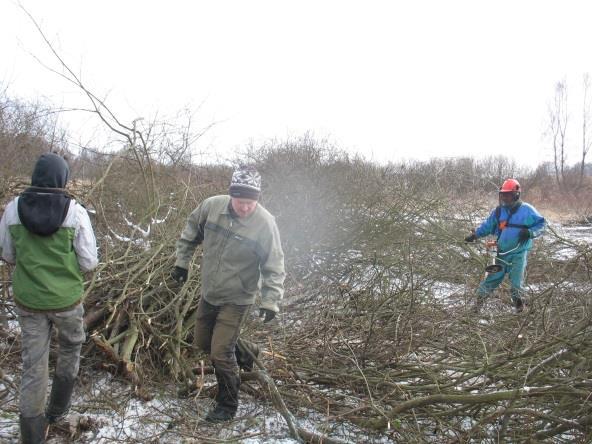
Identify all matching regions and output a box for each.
[471,297,485,314]
[205,404,236,422]
[206,368,239,422]
[513,297,524,313]
[235,339,260,372]
[20,414,47,444]
[45,375,75,424]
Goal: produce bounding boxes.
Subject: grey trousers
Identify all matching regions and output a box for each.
[16,304,85,418]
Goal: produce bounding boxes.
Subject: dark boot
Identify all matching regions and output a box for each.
[46,375,75,424]
[20,414,47,444]
[207,367,239,422]
[471,297,485,314]
[513,297,525,313]
[205,404,236,422]
[235,339,260,372]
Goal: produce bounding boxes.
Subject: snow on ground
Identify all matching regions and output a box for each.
[0,362,390,443]
[559,223,592,239]
[431,281,465,302]
[2,221,592,442]
[545,221,592,260]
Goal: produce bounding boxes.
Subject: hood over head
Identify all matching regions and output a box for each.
[18,153,72,236]
[31,152,70,188]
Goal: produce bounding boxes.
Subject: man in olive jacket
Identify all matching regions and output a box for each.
[172,166,285,422]
[0,153,98,443]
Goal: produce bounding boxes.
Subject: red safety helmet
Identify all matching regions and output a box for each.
[500,178,520,193]
[499,178,521,202]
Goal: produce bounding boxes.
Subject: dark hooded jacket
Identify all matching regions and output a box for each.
[0,152,99,311]
[17,153,72,236]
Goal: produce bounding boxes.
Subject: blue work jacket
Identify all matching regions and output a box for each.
[475,201,545,254]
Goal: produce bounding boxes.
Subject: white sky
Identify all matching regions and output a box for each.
[2,0,592,166]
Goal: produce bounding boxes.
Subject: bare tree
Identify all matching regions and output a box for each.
[579,73,592,188]
[18,5,214,215]
[0,87,69,179]
[548,81,568,191]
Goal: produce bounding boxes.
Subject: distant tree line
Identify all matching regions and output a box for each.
[2,87,592,219]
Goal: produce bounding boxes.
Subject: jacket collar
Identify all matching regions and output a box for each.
[225,196,259,224]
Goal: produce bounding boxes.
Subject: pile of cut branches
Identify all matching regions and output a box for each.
[2,146,592,442]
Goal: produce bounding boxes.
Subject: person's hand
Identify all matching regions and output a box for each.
[259,308,276,323]
[518,228,530,242]
[171,266,188,285]
[464,231,477,243]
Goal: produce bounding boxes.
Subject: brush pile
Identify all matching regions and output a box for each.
[2,143,591,442]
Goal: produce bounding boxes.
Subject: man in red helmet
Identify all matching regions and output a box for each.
[464,178,545,313]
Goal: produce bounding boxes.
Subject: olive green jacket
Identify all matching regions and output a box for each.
[175,195,285,312]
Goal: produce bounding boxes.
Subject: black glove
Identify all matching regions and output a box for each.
[171,266,188,285]
[259,308,276,323]
[518,228,530,242]
[464,233,477,243]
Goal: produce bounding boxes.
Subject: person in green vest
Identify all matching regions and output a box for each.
[0,153,98,443]
[172,166,285,422]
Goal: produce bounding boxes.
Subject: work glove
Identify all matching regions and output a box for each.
[464,232,477,243]
[259,308,276,323]
[171,266,188,285]
[518,228,530,242]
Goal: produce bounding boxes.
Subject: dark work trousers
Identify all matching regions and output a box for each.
[16,304,85,418]
[194,298,253,413]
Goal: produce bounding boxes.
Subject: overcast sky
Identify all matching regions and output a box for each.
[2,0,592,166]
